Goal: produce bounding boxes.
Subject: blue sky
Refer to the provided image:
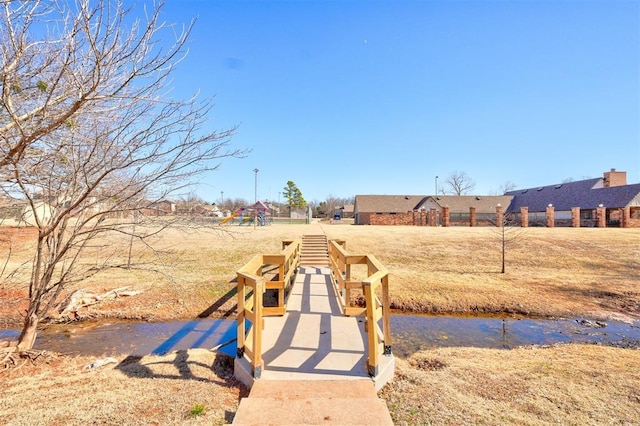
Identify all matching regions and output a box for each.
[159,0,639,204]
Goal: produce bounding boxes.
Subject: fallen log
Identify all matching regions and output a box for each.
[56,286,144,319]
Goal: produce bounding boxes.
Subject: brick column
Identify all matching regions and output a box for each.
[546,204,555,228]
[496,205,503,227]
[422,209,427,226]
[442,206,450,227]
[622,207,631,228]
[520,207,528,227]
[429,208,437,226]
[469,207,476,227]
[571,207,580,227]
[596,205,606,228]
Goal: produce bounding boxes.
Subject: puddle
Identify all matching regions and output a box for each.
[2,315,638,359]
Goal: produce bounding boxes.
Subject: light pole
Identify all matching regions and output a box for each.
[253,168,259,228]
[278,192,281,219]
[435,175,439,197]
[220,191,224,206]
[253,168,259,203]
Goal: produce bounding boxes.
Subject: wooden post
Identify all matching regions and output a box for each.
[278,257,285,310]
[253,276,264,378]
[236,275,246,358]
[363,281,378,377]
[382,273,391,355]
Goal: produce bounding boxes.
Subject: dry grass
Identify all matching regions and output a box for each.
[0,349,246,425]
[1,344,638,425]
[381,344,640,425]
[1,222,640,424]
[2,222,638,323]
[322,224,640,321]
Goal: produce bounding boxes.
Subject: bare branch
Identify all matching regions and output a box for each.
[1,0,247,350]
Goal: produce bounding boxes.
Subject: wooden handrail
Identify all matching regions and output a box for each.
[328,240,392,377]
[236,239,301,379]
[236,265,264,378]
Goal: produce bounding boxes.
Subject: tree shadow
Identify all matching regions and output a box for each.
[116,349,249,391]
[116,348,249,423]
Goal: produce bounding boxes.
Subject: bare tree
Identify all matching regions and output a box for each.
[491,212,527,274]
[0,0,245,350]
[443,171,476,195]
[498,181,517,194]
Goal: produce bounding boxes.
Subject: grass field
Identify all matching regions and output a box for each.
[1,222,639,424]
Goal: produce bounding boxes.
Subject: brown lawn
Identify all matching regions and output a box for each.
[1,222,639,424]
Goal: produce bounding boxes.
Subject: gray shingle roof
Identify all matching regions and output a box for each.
[506,178,640,212]
[428,195,514,214]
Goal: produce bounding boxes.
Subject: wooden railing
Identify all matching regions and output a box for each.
[236,239,301,378]
[328,240,392,376]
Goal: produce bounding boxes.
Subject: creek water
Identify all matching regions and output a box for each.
[2,315,639,358]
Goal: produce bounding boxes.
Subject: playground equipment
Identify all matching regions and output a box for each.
[218,201,272,226]
[219,211,238,225]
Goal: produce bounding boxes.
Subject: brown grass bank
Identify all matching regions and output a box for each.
[321,224,640,322]
[1,223,639,325]
[1,344,638,425]
[1,223,639,424]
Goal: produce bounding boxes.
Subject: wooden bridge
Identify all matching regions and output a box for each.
[232,227,395,425]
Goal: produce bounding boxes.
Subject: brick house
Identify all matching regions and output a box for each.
[353,194,512,226]
[354,195,426,225]
[506,169,640,227]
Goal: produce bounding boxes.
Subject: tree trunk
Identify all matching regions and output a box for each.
[17,313,39,351]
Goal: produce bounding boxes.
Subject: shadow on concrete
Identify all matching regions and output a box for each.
[260,266,369,378]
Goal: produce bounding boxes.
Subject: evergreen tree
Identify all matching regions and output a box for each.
[282,181,307,215]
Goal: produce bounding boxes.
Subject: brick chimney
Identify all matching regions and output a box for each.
[603,168,626,187]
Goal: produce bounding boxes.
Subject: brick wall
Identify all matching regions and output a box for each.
[369,212,414,226]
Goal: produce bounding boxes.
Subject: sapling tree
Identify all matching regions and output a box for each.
[492,211,526,274]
